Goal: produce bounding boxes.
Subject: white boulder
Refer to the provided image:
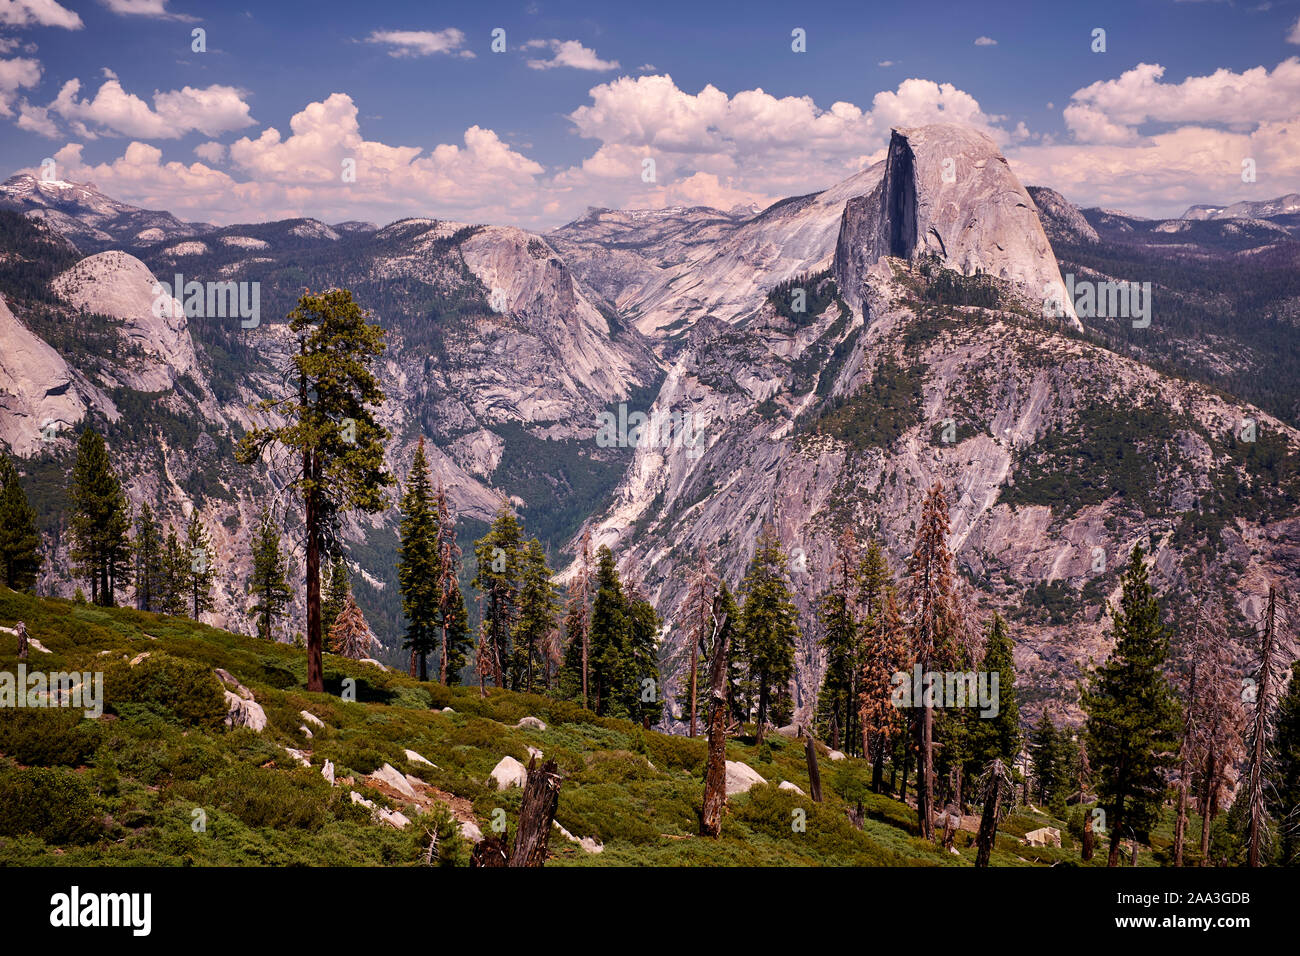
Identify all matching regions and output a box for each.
[724,761,766,796]
[489,755,529,790]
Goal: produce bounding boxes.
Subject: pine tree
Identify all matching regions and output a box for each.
[967,613,1020,774]
[132,503,163,611]
[903,482,963,840]
[739,524,799,745]
[68,428,131,606]
[248,507,291,641]
[329,592,375,659]
[0,452,41,591]
[321,556,350,638]
[236,288,394,692]
[434,483,471,685]
[855,540,903,791]
[472,504,524,690]
[1272,659,1300,867]
[184,511,216,619]
[511,538,559,694]
[816,528,860,751]
[159,527,188,616]
[1030,713,1070,809]
[398,438,440,680]
[559,530,594,707]
[1082,544,1182,866]
[588,545,629,716]
[625,579,662,728]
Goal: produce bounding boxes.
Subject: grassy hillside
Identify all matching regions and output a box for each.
[0,588,1094,867]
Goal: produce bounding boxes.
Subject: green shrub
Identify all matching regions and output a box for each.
[0,709,101,766]
[0,766,102,844]
[180,765,333,830]
[106,654,227,728]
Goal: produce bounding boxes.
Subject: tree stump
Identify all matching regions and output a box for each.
[509,758,560,867]
[16,621,28,660]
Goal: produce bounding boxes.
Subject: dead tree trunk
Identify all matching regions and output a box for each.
[1246,587,1277,867]
[700,597,731,838]
[16,621,28,660]
[975,758,1004,867]
[803,727,823,803]
[510,758,560,867]
[470,835,509,867]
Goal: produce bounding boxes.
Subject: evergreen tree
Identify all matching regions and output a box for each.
[903,482,963,840]
[624,573,663,728]
[816,528,860,751]
[133,503,163,611]
[1083,545,1182,866]
[68,428,131,606]
[1272,660,1300,867]
[0,452,41,591]
[321,556,350,637]
[184,511,216,619]
[511,538,559,694]
[397,438,440,680]
[588,545,629,716]
[1030,713,1070,808]
[967,613,1021,771]
[248,507,291,641]
[559,530,594,706]
[159,527,188,616]
[472,504,523,690]
[434,483,471,685]
[738,524,799,744]
[236,288,394,692]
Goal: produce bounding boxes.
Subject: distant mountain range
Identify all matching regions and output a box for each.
[1,129,1297,729]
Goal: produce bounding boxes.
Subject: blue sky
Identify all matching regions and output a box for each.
[3,0,1299,226]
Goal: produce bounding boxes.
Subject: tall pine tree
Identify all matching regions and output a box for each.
[738,524,799,745]
[133,503,162,611]
[68,428,131,606]
[236,288,394,692]
[398,439,440,680]
[511,538,559,694]
[0,453,41,591]
[1083,545,1182,866]
[184,511,216,619]
[472,504,523,690]
[248,507,291,641]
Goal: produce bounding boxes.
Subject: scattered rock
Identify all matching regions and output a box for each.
[489,755,528,790]
[554,820,604,854]
[441,707,455,713]
[377,808,410,829]
[827,750,846,761]
[724,760,766,796]
[370,763,418,799]
[350,791,375,810]
[515,716,547,731]
[128,652,150,667]
[776,724,800,739]
[526,746,544,761]
[215,668,254,700]
[299,725,313,738]
[778,780,806,795]
[358,658,389,671]
[459,819,484,843]
[283,747,310,768]
[223,690,267,731]
[321,760,335,786]
[300,710,324,729]
[404,748,436,767]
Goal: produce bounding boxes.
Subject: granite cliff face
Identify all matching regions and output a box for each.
[835,125,1078,326]
[0,293,87,456]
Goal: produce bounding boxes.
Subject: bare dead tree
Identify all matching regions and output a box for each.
[1246,587,1279,867]
[700,592,732,838]
[680,547,719,739]
[975,758,1007,867]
